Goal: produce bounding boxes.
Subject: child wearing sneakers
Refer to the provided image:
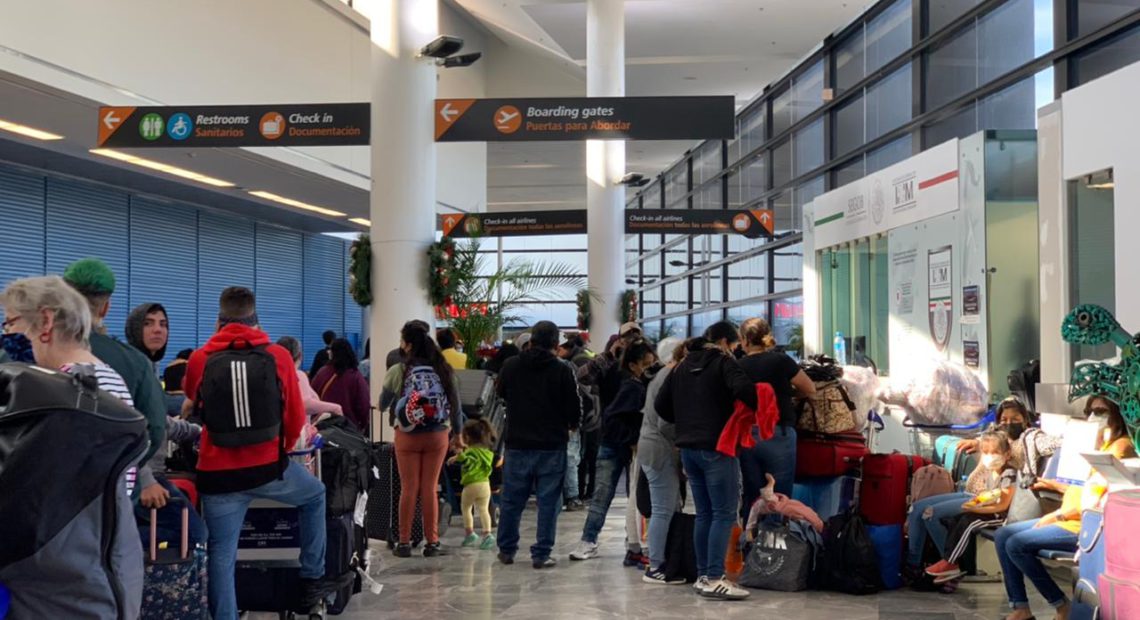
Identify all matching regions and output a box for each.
[925,431,1017,584]
[449,419,497,550]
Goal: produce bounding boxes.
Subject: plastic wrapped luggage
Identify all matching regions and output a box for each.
[791,475,858,522]
[866,523,903,590]
[879,357,988,426]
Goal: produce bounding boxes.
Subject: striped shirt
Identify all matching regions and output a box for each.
[60,362,138,495]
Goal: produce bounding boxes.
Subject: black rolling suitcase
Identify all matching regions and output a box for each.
[364,441,425,547]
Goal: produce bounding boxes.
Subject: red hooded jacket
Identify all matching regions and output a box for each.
[183,323,304,494]
[717,382,779,457]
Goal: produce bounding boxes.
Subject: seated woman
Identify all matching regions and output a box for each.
[995,395,1136,620]
[907,398,1032,570]
[924,431,1017,584]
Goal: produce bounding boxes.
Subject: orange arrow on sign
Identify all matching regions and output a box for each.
[751,209,775,236]
[97,106,136,147]
[434,99,476,140]
[440,213,464,237]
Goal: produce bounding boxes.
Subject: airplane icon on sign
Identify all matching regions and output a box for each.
[497,109,519,125]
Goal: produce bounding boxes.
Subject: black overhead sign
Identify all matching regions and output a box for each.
[439,208,774,239]
[96,103,370,148]
[434,96,735,142]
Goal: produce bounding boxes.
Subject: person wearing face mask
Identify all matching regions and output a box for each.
[570,338,657,566]
[993,395,1136,620]
[924,432,1018,584]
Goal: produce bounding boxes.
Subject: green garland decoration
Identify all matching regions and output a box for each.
[576,289,591,331]
[349,234,372,307]
[427,237,458,307]
[619,289,638,324]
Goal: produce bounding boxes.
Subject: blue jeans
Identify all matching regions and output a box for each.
[738,425,796,519]
[906,492,973,567]
[681,449,740,580]
[497,449,566,561]
[642,461,680,569]
[201,462,327,620]
[565,432,582,502]
[995,519,1077,609]
[581,443,633,545]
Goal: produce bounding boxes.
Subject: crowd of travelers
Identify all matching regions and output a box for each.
[0,256,1131,620]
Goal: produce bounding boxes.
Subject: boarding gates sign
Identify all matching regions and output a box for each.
[96,103,370,148]
[809,139,960,249]
[433,97,735,142]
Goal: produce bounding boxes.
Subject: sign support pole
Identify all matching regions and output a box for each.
[369,0,438,440]
[586,0,626,342]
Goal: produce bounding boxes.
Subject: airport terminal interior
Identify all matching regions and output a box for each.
[4,0,1140,619]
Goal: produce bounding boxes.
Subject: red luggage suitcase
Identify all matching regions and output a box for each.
[859,453,928,525]
[796,431,868,478]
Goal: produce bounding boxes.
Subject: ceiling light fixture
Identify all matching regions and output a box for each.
[247,190,346,217]
[349,217,371,226]
[0,119,64,141]
[89,149,234,187]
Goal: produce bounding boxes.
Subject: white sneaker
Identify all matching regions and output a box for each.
[699,577,750,600]
[692,576,711,592]
[569,541,599,561]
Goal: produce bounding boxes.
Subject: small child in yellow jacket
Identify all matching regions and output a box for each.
[448,418,497,549]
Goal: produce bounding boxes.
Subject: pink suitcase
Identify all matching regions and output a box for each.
[1098,574,1140,620]
[1104,489,1140,583]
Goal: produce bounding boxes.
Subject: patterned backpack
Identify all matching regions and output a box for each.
[395,365,452,432]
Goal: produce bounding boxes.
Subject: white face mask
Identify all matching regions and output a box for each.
[981,454,1001,470]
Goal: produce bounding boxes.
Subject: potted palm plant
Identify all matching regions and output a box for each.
[429,237,586,368]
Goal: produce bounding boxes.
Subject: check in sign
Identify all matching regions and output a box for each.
[434,97,735,142]
[96,103,370,148]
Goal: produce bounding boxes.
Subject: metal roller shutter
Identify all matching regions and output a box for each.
[198,212,254,341]
[255,224,303,342]
[45,178,130,334]
[302,234,344,371]
[0,166,45,285]
[128,197,199,364]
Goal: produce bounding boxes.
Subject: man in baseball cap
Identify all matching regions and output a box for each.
[63,258,169,508]
[619,322,641,338]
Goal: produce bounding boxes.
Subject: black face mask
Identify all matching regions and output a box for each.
[1,332,35,363]
[1000,422,1026,441]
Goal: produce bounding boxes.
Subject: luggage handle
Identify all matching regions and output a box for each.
[148,495,190,563]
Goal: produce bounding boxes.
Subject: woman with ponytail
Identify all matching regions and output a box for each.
[380,321,462,558]
[736,317,815,511]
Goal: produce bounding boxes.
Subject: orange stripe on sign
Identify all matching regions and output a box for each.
[918,170,958,190]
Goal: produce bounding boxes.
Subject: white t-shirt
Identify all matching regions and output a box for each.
[60,362,137,495]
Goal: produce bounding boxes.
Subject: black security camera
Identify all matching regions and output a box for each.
[419,35,464,59]
[440,52,482,68]
[619,172,650,187]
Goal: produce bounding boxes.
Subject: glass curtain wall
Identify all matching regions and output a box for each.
[628,0,1140,344]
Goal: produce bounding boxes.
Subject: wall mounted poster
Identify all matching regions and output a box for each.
[928,246,953,352]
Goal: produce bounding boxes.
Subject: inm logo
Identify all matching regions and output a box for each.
[894,177,916,207]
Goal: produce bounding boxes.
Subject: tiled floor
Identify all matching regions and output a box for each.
[324,497,1052,620]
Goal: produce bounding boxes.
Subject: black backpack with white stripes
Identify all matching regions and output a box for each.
[198,343,283,448]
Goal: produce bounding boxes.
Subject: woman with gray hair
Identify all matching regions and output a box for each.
[1,275,132,404]
[276,335,343,417]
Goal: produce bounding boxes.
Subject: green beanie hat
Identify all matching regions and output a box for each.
[63,258,117,295]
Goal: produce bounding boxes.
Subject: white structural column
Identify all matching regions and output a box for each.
[370,0,438,440]
[586,0,626,342]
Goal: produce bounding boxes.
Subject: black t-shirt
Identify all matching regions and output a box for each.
[738,351,802,428]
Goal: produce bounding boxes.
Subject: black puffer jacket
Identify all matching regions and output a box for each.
[654,341,757,451]
[497,348,581,450]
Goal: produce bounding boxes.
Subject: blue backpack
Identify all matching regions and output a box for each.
[395,365,451,432]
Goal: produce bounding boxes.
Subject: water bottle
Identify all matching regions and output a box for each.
[833,331,847,365]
